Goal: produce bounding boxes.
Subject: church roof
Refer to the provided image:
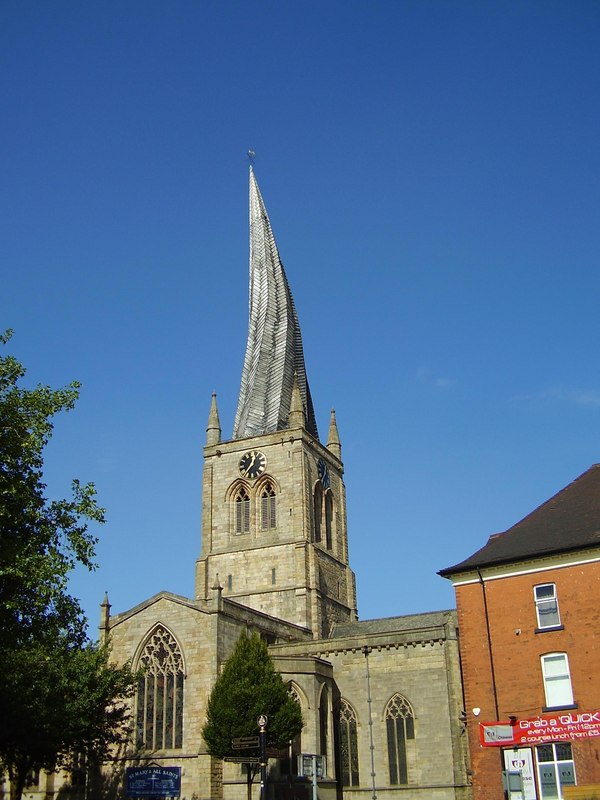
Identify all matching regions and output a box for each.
[330,609,455,638]
[232,167,318,440]
[440,464,600,576]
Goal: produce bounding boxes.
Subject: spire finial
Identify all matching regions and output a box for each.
[288,371,305,430]
[327,408,342,460]
[99,592,111,642]
[206,392,221,446]
[248,149,256,168]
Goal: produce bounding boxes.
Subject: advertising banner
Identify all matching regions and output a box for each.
[480,710,600,747]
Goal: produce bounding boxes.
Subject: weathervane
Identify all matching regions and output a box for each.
[248,149,256,166]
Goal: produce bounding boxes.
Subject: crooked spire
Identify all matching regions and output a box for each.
[232,167,319,440]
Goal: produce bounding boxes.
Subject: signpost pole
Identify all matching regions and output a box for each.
[258,715,268,800]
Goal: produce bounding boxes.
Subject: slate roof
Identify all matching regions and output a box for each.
[331,609,455,638]
[440,464,600,576]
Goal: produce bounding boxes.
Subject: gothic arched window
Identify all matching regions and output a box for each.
[260,482,277,530]
[282,684,303,776]
[339,699,360,787]
[313,483,323,543]
[136,626,184,750]
[385,694,415,785]
[319,685,329,757]
[324,490,333,549]
[235,487,250,534]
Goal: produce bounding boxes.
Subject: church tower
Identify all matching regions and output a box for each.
[195,167,357,638]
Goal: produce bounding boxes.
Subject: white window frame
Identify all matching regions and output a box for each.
[541,652,574,708]
[535,742,576,799]
[534,583,561,629]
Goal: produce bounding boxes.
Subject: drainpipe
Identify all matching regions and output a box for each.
[362,646,377,800]
[477,568,507,797]
[476,568,500,719]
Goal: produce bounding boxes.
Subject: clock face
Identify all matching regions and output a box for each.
[239,450,267,479]
[317,457,330,489]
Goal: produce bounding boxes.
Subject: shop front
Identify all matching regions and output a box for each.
[480,711,600,799]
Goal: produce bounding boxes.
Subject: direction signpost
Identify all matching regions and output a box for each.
[232,736,260,750]
[257,715,268,800]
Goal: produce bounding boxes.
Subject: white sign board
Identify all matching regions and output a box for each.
[504,748,536,800]
[297,754,326,779]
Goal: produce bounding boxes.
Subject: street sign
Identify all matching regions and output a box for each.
[232,736,260,749]
[224,757,260,764]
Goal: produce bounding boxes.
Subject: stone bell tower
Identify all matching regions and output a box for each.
[195,167,357,638]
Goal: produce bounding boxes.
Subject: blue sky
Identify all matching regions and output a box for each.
[2,1,600,633]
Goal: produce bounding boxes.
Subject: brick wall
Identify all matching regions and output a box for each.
[455,558,600,800]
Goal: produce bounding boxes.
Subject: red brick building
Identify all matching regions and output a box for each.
[440,465,600,800]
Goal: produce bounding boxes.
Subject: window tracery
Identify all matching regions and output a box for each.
[282,684,303,776]
[136,626,184,750]
[339,699,360,787]
[385,694,415,785]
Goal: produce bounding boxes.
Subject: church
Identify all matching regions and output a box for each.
[97,168,471,800]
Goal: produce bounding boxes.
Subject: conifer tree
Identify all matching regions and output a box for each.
[203,631,303,758]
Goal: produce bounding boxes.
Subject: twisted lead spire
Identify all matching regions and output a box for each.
[233,168,318,440]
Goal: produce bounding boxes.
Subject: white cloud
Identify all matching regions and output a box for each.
[417,367,456,390]
[569,389,600,407]
[518,387,600,408]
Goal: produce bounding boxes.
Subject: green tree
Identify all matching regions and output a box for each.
[203,631,303,798]
[0,637,137,800]
[0,329,102,646]
[0,330,136,800]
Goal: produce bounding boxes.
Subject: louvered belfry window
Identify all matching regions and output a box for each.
[136,626,184,750]
[261,482,276,530]
[235,487,250,533]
